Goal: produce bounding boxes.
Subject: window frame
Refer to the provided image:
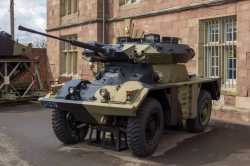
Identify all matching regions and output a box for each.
[60,35,78,77]
[60,0,79,17]
[200,16,237,90]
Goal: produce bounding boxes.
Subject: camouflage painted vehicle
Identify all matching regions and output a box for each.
[19,26,220,157]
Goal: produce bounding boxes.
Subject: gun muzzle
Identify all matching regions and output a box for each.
[18,26,37,34]
[18,25,27,31]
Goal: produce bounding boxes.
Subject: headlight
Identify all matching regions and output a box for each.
[99,88,110,102]
[68,87,75,94]
[99,88,107,97]
[126,90,138,101]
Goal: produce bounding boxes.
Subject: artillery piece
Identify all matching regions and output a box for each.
[0,30,44,102]
[19,26,221,157]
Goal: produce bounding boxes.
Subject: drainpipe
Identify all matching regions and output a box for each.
[102,0,106,44]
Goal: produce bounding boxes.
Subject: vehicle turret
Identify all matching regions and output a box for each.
[18,26,194,64]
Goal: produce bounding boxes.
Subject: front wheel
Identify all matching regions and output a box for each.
[127,98,164,157]
[52,109,89,145]
[186,90,212,133]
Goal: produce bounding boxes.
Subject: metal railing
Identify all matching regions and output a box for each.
[200,16,237,90]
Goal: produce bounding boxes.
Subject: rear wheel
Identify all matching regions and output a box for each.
[186,90,212,133]
[52,109,89,145]
[127,98,164,157]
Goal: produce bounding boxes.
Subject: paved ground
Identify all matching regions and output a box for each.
[0,103,250,166]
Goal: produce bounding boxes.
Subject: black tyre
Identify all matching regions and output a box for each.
[52,109,89,145]
[186,90,212,133]
[127,98,164,157]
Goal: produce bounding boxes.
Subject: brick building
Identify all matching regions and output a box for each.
[47,0,250,109]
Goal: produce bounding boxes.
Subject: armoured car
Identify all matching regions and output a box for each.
[19,26,220,157]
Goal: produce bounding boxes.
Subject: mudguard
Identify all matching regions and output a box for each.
[40,81,150,124]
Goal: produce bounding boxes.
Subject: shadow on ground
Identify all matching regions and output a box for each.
[148,121,250,166]
[57,120,250,166]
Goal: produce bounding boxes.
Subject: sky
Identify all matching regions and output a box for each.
[0,0,47,44]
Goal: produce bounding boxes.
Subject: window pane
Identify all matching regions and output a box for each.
[227,47,236,79]
[225,18,237,42]
[60,0,66,16]
[60,53,67,74]
[207,21,219,43]
[61,0,78,16]
[119,0,140,6]
[72,0,78,13]
[69,53,73,74]
[73,52,78,74]
[210,47,219,77]
[68,0,72,15]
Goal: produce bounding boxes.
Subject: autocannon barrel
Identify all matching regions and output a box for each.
[18,26,107,55]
